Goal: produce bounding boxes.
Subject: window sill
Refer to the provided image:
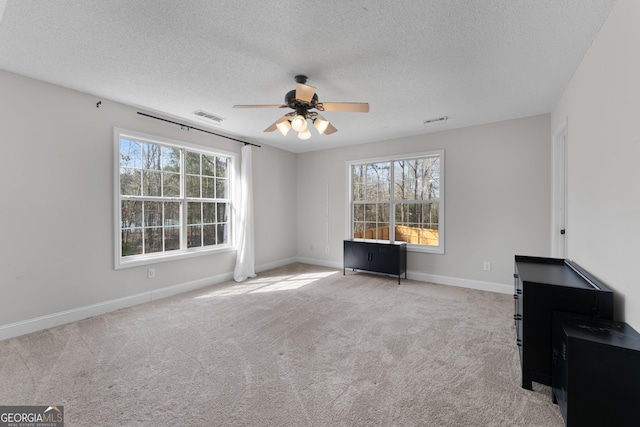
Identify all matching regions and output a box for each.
[407,244,444,255]
[348,238,444,255]
[115,245,236,270]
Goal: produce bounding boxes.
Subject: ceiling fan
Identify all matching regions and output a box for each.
[233,75,369,140]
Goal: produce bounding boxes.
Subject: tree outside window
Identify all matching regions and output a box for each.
[116,130,233,268]
[349,151,443,253]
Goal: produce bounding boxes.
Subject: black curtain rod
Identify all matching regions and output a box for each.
[136,112,261,148]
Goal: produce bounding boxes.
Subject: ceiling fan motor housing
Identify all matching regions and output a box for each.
[285,89,318,109]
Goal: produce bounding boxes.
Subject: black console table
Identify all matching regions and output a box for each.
[344,240,407,284]
[514,255,613,389]
[552,312,640,426]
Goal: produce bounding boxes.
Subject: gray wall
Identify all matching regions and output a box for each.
[297,114,552,290]
[22,11,640,331]
[0,70,297,328]
[0,68,551,334]
[551,0,640,329]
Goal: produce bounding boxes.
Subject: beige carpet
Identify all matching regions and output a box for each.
[0,263,564,426]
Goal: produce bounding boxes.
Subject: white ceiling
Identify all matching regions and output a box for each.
[0,0,616,153]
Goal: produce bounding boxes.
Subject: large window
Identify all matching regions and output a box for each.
[348,150,444,253]
[115,129,235,268]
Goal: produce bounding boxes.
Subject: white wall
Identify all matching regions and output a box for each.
[297,114,551,290]
[252,141,298,267]
[0,70,297,332]
[551,0,640,329]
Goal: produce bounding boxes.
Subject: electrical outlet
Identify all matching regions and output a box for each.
[483,261,492,271]
[147,268,155,279]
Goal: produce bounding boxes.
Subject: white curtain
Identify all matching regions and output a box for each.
[233,145,256,282]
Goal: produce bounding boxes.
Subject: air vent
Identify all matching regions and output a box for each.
[193,110,225,125]
[423,116,448,127]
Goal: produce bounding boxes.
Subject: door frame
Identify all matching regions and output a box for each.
[551,118,568,258]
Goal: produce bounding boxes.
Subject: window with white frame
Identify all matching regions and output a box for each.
[348,150,444,253]
[115,129,235,268]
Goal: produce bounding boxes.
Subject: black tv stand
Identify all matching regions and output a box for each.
[343,240,407,284]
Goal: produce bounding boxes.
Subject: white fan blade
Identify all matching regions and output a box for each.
[324,122,338,135]
[295,83,316,103]
[264,115,291,132]
[317,102,369,113]
[233,104,287,109]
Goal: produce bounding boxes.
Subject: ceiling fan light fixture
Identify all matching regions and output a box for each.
[276,120,291,136]
[298,129,311,140]
[291,114,308,132]
[313,117,329,134]
[234,76,370,139]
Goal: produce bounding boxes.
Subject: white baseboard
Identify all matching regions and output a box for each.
[0,271,234,342]
[408,271,512,294]
[256,257,298,273]
[150,272,234,300]
[298,256,512,294]
[295,256,343,270]
[0,257,511,342]
[0,293,150,342]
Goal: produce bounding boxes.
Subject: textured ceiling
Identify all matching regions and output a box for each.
[0,0,617,153]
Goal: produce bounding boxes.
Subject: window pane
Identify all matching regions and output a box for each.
[120,139,142,169]
[395,203,410,223]
[143,170,162,197]
[144,201,163,227]
[377,223,389,240]
[120,168,141,196]
[353,222,365,239]
[121,201,142,228]
[164,226,180,251]
[203,224,216,246]
[365,162,390,201]
[216,203,228,222]
[122,229,142,256]
[395,202,439,246]
[427,203,439,225]
[145,227,163,253]
[352,165,365,201]
[202,177,215,198]
[163,172,180,197]
[216,157,228,178]
[394,157,440,201]
[353,203,364,222]
[216,178,228,199]
[142,143,162,170]
[164,202,180,226]
[187,202,201,225]
[377,204,389,222]
[217,224,228,244]
[376,163,391,200]
[365,204,377,222]
[161,146,180,172]
[363,223,378,239]
[186,175,200,198]
[203,203,216,224]
[186,151,200,174]
[394,160,410,200]
[187,225,201,248]
[423,203,439,246]
[202,155,215,177]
